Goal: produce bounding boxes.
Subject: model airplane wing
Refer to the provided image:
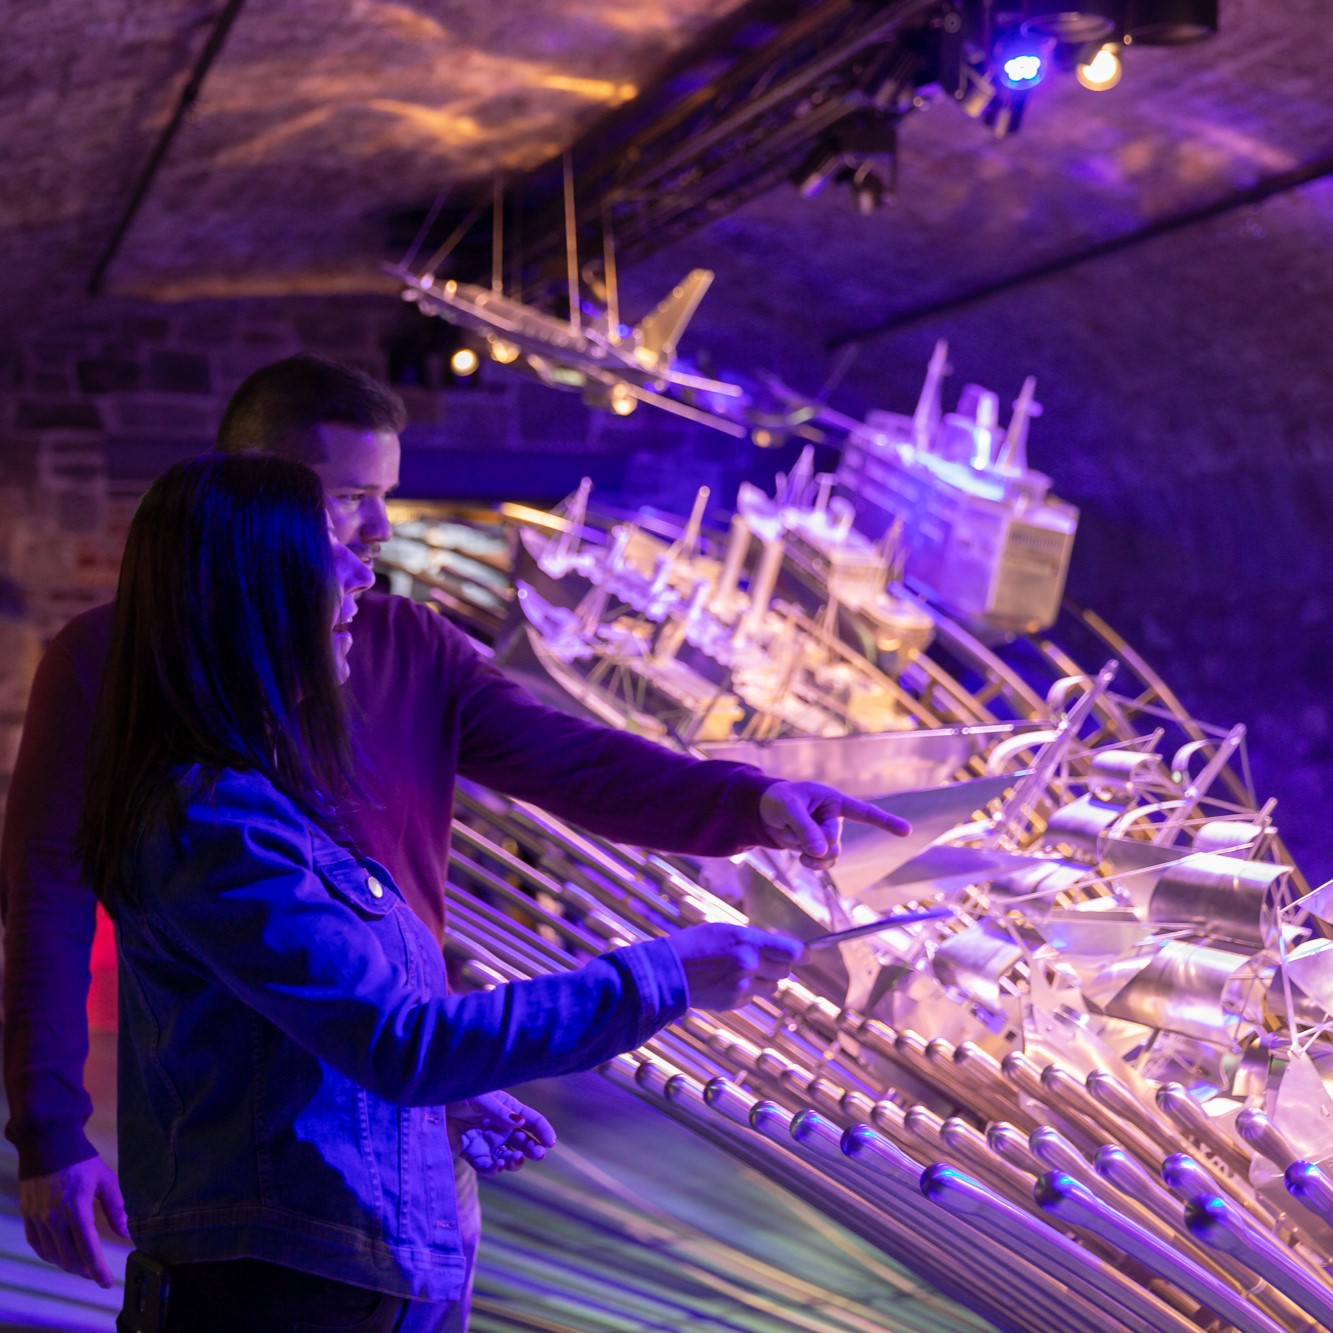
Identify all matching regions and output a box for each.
[634,269,714,369]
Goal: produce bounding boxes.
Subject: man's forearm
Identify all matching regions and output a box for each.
[459,667,778,853]
[3,872,100,1177]
[1,624,106,1178]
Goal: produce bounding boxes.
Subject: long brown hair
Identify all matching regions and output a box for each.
[80,453,359,904]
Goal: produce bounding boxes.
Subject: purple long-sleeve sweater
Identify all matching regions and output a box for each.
[1,590,779,1178]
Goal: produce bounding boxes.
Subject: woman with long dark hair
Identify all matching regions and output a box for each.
[82,453,800,1332]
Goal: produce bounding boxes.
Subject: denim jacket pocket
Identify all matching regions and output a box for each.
[312,847,397,921]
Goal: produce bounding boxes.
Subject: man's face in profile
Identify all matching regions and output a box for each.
[312,424,402,565]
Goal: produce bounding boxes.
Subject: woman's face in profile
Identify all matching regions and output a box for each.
[328,517,375,682]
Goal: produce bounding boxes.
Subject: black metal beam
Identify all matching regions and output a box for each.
[88,0,248,295]
[504,0,942,288]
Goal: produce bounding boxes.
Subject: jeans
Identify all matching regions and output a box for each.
[117,1255,453,1333]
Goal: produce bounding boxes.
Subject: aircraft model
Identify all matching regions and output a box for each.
[389,262,750,436]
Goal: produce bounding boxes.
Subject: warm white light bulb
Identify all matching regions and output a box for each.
[609,383,637,416]
[1076,44,1122,91]
[488,337,520,364]
[450,347,480,376]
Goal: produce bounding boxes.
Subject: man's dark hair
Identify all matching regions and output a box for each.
[217,354,407,461]
[80,453,360,904]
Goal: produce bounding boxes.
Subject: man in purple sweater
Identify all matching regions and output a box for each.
[1,355,907,1322]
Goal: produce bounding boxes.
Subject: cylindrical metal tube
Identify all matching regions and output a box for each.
[1036,1172,1287,1333]
[1187,1193,1333,1330]
[922,1164,1200,1333]
[1163,1153,1280,1233]
[1157,1082,1254,1177]
[1286,1161,1333,1229]
[941,1116,1046,1210]
[1041,1063,1158,1169]
[988,1122,1045,1178]
[839,1126,1109,1333]
[1236,1107,1303,1172]
[1085,1069,1184,1163]
[1148,854,1292,948]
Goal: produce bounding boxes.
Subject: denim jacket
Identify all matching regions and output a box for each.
[114,767,688,1300]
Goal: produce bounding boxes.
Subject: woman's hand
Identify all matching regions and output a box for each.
[667,923,803,1009]
[447,1090,557,1176]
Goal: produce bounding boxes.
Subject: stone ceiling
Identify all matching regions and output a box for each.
[2,0,1329,342]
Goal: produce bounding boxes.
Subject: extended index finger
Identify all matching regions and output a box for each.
[839,797,910,837]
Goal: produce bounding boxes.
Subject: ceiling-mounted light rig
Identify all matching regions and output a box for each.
[790,109,900,212]
[929,0,1218,133]
[460,0,1225,284]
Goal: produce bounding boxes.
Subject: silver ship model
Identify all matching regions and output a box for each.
[378,346,1333,1333]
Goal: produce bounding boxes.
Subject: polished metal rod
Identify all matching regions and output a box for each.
[1236,1108,1303,1172]
[805,906,955,947]
[833,1124,1110,1333]
[1285,1161,1333,1230]
[1163,1152,1280,1233]
[1043,1063,1162,1168]
[1035,1171,1288,1333]
[921,1164,1200,1333]
[1187,1192,1333,1330]
[1157,1082,1254,1177]
[1085,1070,1176,1153]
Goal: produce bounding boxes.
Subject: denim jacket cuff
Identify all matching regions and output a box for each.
[608,937,689,1045]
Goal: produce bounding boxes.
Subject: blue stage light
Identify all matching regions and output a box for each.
[999,49,1045,89]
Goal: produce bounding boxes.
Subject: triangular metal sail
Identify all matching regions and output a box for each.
[826,771,1023,899]
[699,722,1037,798]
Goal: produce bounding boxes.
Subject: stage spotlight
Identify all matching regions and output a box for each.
[450,347,480,377]
[1076,42,1123,90]
[1124,0,1218,44]
[487,336,520,364]
[996,37,1047,90]
[609,383,637,417]
[1021,0,1116,42]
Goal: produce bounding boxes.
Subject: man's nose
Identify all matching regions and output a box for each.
[361,499,392,544]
